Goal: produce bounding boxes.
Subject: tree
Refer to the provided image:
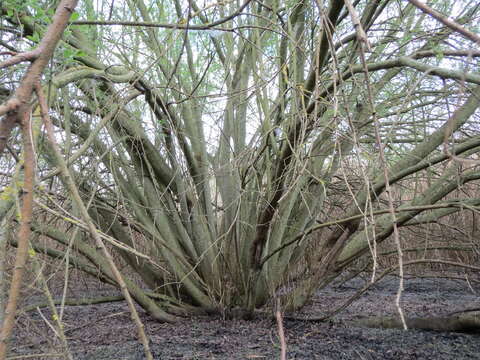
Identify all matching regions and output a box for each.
[0,0,479,330]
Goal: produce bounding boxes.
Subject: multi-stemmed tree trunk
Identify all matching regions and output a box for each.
[0,0,479,322]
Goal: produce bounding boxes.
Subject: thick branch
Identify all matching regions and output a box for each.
[0,110,35,360]
[0,0,78,158]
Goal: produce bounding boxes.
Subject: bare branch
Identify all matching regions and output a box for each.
[71,0,253,31]
[408,0,480,44]
[0,0,79,157]
[0,49,40,70]
[0,109,35,360]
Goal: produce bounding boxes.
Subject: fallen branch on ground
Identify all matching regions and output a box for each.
[355,311,480,333]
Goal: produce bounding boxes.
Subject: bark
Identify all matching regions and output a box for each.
[0,219,7,328]
[0,111,35,360]
[0,0,79,156]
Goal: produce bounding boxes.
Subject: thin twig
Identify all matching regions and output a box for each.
[275,299,287,360]
[288,259,480,322]
[408,0,480,45]
[71,0,253,31]
[35,82,156,360]
[356,25,407,329]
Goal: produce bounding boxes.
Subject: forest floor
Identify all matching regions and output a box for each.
[10,273,480,359]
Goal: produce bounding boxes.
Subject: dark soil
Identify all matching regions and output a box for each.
[11,274,480,359]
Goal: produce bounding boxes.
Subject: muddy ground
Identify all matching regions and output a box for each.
[10,273,480,359]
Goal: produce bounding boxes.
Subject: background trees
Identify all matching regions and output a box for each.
[0,0,479,329]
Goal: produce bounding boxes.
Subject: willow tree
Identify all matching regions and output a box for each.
[0,0,479,321]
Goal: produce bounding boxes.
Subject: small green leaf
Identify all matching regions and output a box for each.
[63,48,74,59]
[27,32,40,42]
[70,12,80,21]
